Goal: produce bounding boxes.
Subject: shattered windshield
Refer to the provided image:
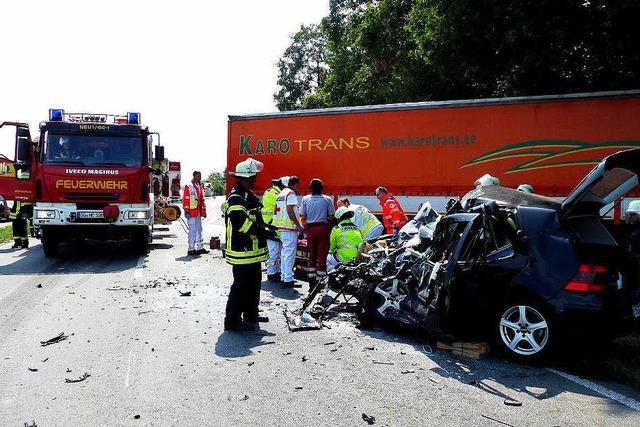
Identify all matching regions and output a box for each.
[43,133,143,167]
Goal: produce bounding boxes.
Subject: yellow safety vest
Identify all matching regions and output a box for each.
[261,186,281,224]
[272,188,298,230]
[330,219,364,264]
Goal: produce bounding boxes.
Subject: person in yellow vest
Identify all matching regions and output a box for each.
[326,207,364,272]
[336,195,384,241]
[272,176,302,288]
[261,176,289,282]
[182,171,208,256]
[9,200,32,249]
[223,158,269,331]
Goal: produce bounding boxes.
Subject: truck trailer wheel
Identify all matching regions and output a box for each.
[41,228,58,258]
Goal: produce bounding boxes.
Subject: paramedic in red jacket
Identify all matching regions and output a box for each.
[183,171,209,256]
[375,186,408,236]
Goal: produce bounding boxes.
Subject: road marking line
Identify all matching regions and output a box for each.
[547,368,640,412]
[134,256,145,278]
[125,350,133,388]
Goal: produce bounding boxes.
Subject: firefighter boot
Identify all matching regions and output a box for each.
[11,239,20,249]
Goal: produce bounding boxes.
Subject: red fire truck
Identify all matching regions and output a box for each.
[0,109,161,256]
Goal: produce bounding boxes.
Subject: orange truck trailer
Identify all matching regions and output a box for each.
[227,90,640,217]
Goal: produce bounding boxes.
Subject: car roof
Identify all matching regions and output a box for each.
[462,186,562,210]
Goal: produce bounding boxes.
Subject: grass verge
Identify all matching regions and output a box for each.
[0,225,13,244]
[555,334,640,391]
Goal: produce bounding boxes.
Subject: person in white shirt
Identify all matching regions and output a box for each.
[272,176,303,288]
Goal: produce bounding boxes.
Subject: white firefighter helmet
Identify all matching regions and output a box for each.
[474,174,500,188]
[335,206,353,221]
[280,176,290,187]
[230,158,264,178]
[627,200,640,214]
[517,184,534,194]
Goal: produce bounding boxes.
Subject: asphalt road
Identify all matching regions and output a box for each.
[1,197,640,426]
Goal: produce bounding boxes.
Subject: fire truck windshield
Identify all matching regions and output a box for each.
[43,133,143,167]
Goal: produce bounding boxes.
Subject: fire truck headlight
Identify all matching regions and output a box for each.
[127,210,149,220]
[36,209,57,219]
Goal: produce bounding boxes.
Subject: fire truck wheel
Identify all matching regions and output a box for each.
[41,228,58,258]
[134,228,150,255]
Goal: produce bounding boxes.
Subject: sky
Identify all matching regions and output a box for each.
[0,0,328,179]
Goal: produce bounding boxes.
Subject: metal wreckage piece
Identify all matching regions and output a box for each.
[286,198,525,338]
[286,202,453,333]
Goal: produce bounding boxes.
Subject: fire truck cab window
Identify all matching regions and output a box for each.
[44,133,142,167]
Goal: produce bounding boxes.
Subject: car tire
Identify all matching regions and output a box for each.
[41,228,58,258]
[495,300,553,363]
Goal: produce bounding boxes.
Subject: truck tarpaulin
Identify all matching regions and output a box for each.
[227,91,640,200]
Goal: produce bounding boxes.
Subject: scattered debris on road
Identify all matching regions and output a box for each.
[36,284,42,288]
[401,369,415,374]
[41,358,48,363]
[138,310,155,315]
[481,414,516,427]
[437,341,490,359]
[179,291,192,297]
[240,394,249,401]
[301,355,308,362]
[27,367,38,372]
[372,360,394,366]
[40,332,69,347]
[362,413,376,425]
[24,421,37,427]
[65,372,90,383]
[504,398,522,407]
[133,415,141,420]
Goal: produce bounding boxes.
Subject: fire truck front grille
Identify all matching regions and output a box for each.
[63,192,120,201]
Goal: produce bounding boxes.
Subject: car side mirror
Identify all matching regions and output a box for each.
[154,145,165,162]
[15,135,31,166]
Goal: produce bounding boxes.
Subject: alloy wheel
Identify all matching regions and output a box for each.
[374,279,407,315]
[499,305,549,356]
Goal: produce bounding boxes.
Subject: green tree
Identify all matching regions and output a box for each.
[206,171,226,196]
[274,24,329,111]
[274,0,640,109]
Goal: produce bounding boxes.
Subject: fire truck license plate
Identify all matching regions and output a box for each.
[76,211,104,219]
[632,303,640,318]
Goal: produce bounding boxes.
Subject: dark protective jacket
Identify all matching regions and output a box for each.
[224,182,269,265]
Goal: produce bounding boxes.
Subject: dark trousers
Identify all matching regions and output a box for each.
[12,218,28,241]
[225,263,262,326]
[306,224,330,275]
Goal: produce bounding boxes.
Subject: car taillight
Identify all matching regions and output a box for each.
[565,264,610,293]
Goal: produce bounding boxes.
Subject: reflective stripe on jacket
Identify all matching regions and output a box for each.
[261,186,281,224]
[224,184,269,265]
[350,204,382,238]
[183,183,207,217]
[272,188,298,230]
[329,219,363,264]
[8,201,21,220]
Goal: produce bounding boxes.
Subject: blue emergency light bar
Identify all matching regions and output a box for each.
[49,109,64,121]
[47,109,142,125]
[127,112,141,125]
